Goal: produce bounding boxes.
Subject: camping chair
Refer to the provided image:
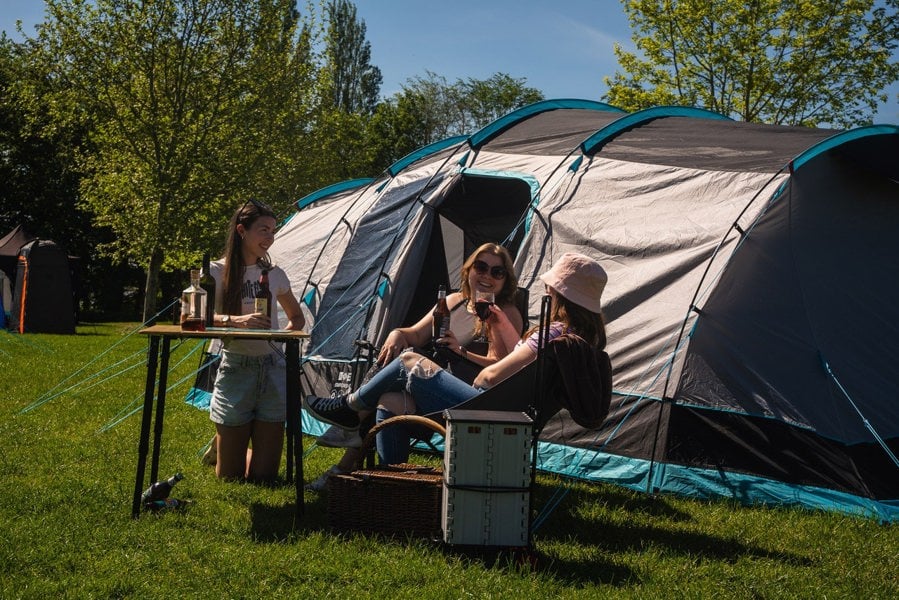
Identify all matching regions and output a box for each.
[514,286,529,334]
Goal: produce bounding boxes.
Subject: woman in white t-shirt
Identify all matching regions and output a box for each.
[208,199,304,483]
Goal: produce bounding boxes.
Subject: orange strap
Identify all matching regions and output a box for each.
[17,256,28,333]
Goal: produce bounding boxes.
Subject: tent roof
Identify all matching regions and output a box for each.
[594,115,838,172]
[0,225,36,257]
[481,107,625,156]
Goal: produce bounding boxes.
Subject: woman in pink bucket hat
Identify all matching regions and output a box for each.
[304,252,608,464]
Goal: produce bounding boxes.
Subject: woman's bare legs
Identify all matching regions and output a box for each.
[215,423,252,480]
[215,420,283,482]
[246,420,284,483]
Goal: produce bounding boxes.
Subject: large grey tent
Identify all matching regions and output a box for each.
[265,99,899,521]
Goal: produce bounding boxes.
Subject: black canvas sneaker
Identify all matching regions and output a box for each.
[303,394,360,431]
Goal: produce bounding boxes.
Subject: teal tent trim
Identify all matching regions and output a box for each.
[536,442,899,523]
[295,178,375,211]
[185,388,212,410]
[580,106,732,156]
[791,124,899,171]
[469,98,626,149]
[461,168,541,199]
[387,135,469,177]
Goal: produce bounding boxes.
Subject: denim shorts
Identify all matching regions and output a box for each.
[209,351,286,426]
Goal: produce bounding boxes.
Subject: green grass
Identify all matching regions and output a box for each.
[1,323,897,599]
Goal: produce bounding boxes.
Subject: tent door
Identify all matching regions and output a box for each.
[400,173,534,325]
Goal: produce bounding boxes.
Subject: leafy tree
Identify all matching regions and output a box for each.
[461,73,545,132]
[605,0,899,126]
[35,0,320,319]
[324,0,382,115]
[365,71,544,172]
[0,34,138,318]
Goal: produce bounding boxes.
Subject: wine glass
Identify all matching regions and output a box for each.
[473,290,495,342]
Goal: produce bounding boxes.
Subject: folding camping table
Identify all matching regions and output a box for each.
[133,325,309,518]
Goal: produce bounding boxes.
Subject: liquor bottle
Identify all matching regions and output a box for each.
[199,253,216,328]
[180,269,207,331]
[254,268,272,319]
[141,472,183,504]
[432,284,451,344]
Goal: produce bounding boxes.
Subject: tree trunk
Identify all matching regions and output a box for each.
[142,247,163,323]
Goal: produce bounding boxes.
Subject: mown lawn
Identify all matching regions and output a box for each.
[1,323,896,599]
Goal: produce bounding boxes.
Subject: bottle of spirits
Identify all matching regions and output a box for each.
[199,253,216,328]
[432,284,451,345]
[180,269,207,331]
[141,472,184,504]
[254,269,272,320]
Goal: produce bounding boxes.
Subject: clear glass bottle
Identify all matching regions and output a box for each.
[180,269,207,331]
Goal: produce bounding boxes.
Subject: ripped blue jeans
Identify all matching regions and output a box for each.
[355,353,481,463]
[354,353,481,414]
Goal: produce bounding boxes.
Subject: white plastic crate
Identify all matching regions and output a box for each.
[441,409,533,546]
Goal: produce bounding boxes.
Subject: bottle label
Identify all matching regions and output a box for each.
[434,315,450,339]
[254,297,268,316]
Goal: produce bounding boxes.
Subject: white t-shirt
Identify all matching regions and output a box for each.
[209,259,292,356]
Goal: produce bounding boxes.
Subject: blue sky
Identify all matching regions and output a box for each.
[3,0,898,123]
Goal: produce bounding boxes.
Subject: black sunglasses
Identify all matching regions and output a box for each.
[472,260,507,279]
[239,197,274,216]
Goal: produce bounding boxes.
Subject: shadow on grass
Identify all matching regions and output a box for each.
[248,487,330,542]
[246,475,810,587]
[529,483,812,579]
[442,543,635,585]
[248,484,635,585]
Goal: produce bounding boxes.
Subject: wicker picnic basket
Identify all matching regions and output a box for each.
[326,414,445,538]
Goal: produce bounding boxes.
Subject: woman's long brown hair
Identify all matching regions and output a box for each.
[220,200,276,315]
[549,291,606,350]
[525,288,606,350]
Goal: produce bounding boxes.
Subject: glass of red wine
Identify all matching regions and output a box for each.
[474,290,495,342]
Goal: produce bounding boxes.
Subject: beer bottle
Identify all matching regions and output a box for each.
[199,253,216,328]
[432,285,451,345]
[254,269,272,319]
[141,472,184,504]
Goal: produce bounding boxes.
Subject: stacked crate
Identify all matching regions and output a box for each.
[441,410,533,546]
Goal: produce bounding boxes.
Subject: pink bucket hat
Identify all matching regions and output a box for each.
[539,253,607,314]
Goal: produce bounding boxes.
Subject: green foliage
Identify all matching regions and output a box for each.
[1,324,898,598]
[324,0,382,115]
[606,0,899,126]
[463,73,546,130]
[2,1,548,319]
[0,35,141,317]
[365,71,544,173]
[34,0,321,318]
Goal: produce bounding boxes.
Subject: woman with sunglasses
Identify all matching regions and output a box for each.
[207,200,304,482]
[304,252,607,466]
[304,243,522,483]
[378,242,522,369]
